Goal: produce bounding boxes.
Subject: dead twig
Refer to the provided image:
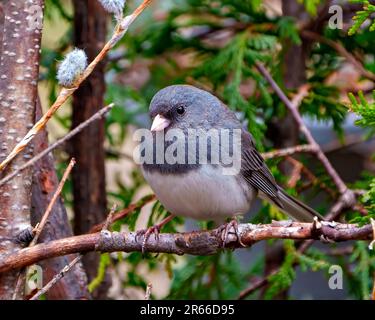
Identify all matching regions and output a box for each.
[89,194,156,233]
[261,144,315,160]
[103,205,118,231]
[30,158,76,246]
[145,283,152,300]
[285,157,303,188]
[29,255,82,300]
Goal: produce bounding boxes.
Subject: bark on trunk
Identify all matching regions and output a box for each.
[0,0,43,299]
[71,0,109,298]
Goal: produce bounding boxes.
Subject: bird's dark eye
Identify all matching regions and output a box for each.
[176,105,185,115]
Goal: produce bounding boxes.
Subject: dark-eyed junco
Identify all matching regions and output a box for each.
[140,85,323,237]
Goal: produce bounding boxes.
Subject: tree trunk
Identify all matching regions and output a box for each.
[0,3,4,56]
[0,0,43,299]
[71,0,109,298]
[30,98,91,300]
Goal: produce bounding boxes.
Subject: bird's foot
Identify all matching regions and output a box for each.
[136,215,174,254]
[219,218,245,248]
[136,225,160,255]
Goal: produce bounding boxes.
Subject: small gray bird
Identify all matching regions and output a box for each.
[141,85,323,233]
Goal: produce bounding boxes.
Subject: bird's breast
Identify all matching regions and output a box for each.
[142,165,255,222]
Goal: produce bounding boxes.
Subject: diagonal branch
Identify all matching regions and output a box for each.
[30,158,75,246]
[262,144,315,160]
[29,255,82,300]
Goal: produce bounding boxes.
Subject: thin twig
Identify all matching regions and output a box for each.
[369,218,375,250]
[11,160,75,299]
[30,158,76,246]
[29,255,82,300]
[89,194,156,233]
[325,246,354,256]
[239,272,275,299]
[321,134,372,154]
[103,205,118,231]
[145,283,152,300]
[0,0,153,172]
[0,104,114,187]
[290,83,311,108]
[262,144,315,160]
[286,157,303,188]
[12,270,26,300]
[284,157,337,199]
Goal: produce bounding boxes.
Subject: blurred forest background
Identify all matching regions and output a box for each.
[1,0,375,300]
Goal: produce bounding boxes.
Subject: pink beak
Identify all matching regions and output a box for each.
[150,114,171,132]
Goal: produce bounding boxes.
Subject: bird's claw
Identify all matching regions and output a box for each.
[219,219,245,248]
[135,215,175,254]
[136,225,160,254]
[319,234,335,244]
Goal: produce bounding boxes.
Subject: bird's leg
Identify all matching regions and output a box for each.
[136,214,175,254]
[219,216,246,248]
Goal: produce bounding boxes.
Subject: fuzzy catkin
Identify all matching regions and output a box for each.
[57,48,88,87]
[98,0,126,15]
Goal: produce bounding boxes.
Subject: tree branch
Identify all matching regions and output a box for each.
[262,144,315,160]
[0,220,372,274]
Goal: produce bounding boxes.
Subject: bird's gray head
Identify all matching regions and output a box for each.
[148,85,240,132]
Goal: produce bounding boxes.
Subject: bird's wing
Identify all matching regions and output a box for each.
[240,130,323,222]
[240,130,282,206]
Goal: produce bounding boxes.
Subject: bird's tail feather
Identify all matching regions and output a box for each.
[261,188,324,222]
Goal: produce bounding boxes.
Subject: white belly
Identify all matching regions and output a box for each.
[142,165,255,222]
